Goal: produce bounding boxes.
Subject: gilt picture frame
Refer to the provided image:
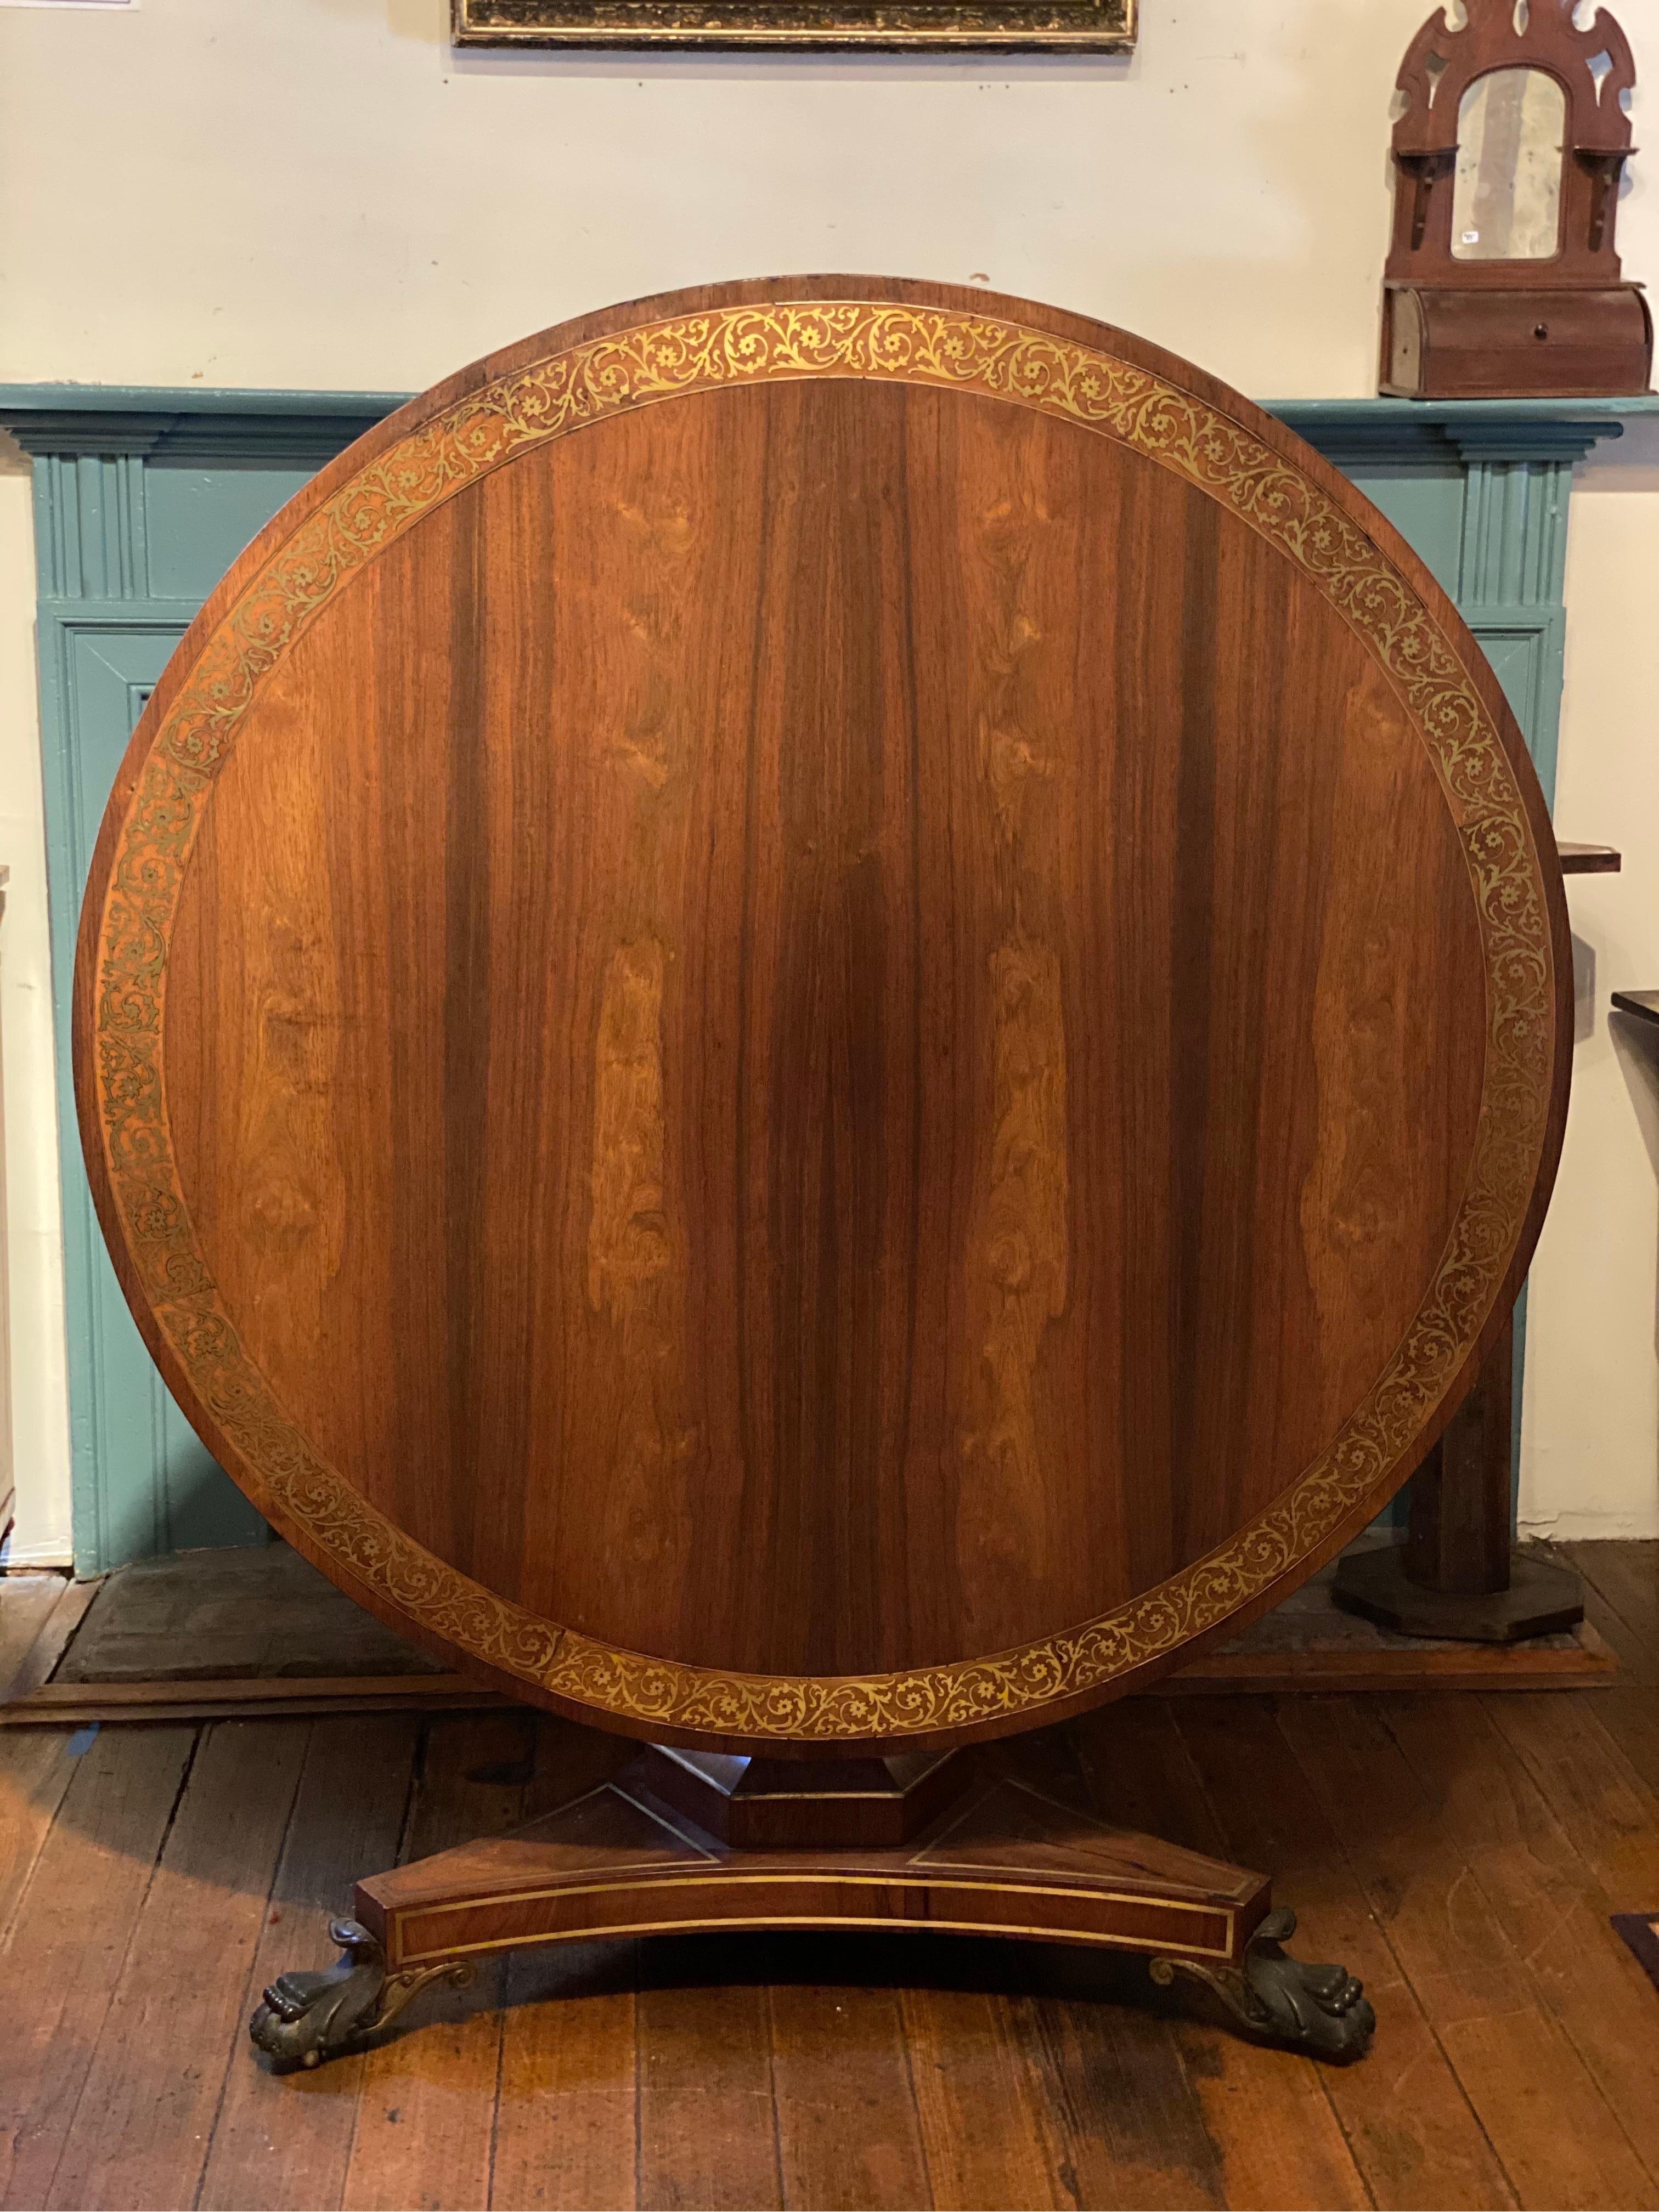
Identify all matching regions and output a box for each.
[452,0,1134,52]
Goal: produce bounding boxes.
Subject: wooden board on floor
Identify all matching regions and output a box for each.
[343,1713,559,2212]
[197,1715,422,2212]
[42,1722,313,2212]
[1565,1542,1659,1686]
[0,1547,1617,1727]
[0,1574,81,1700]
[0,1633,1615,1724]
[1147,1620,1616,1694]
[0,1724,200,2210]
[0,1673,506,1726]
[1167,1695,1517,2210]
[1276,1691,1658,2210]
[52,1546,449,1685]
[1066,1700,1373,2212]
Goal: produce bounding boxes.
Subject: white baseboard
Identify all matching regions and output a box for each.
[1519,1508,1659,1542]
[0,1531,72,1570]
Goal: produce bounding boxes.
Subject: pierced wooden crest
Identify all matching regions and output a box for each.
[1380,1,1650,393]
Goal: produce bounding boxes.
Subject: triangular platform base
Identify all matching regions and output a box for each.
[247,1739,1376,2070]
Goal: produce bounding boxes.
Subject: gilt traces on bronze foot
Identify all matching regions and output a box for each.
[249,1915,476,2070]
[1150,1906,1375,2062]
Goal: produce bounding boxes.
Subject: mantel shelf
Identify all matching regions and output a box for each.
[4,385,1658,464]
[8,384,1659,419]
[1560,843,1623,875]
[1265,395,1659,422]
[1267,394,1659,466]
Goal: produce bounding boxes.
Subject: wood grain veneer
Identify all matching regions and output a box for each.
[74,278,1571,1753]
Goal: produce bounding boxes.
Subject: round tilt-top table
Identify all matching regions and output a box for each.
[75,278,1569,2068]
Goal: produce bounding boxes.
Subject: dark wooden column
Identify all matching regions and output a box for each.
[1408,1312,1519,1598]
[1334,1312,1583,1639]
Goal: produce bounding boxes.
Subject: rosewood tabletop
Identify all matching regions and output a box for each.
[74,278,1571,1755]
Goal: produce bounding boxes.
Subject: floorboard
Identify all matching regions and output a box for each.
[0,1724,197,2212]
[0,1726,79,1943]
[898,1979,1069,2212]
[2,1555,1659,2212]
[1076,1700,1372,2212]
[1173,1698,1515,2211]
[1484,1691,1659,1930]
[0,1575,69,1693]
[1278,1695,1657,2211]
[341,1713,536,2212]
[1562,1543,1659,1685]
[494,1939,641,2212]
[770,1976,933,2209]
[1378,1694,1659,2195]
[38,1721,308,2212]
[490,1719,642,2212]
[637,1961,783,2211]
[1013,1706,1233,2212]
[198,1715,421,2212]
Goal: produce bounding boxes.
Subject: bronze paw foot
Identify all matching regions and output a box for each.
[1151,1906,1376,2062]
[249,1916,475,2070]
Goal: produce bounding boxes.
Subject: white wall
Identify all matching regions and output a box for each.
[1523,418,1659,1540]
[0,0,1469,400]
[0,0,1654,1552]
[0,455,73,1565]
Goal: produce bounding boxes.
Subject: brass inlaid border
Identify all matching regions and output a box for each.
[87,299,1555,1745]
[387,1874,1239,1967]
[394,1911,1235,1967]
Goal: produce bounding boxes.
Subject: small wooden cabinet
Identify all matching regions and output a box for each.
[1380,0,1651,398]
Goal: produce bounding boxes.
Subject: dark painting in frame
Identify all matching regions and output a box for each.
[453,0,1135,52]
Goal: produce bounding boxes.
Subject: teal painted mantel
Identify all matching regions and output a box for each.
[2,388,404,1571]
[1269,397,1659,809]
[4,382,1655,1575]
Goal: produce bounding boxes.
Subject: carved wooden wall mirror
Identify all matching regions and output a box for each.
[1382,0,1651,395]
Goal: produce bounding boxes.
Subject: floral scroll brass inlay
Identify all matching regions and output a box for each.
[89,300,1555,1744]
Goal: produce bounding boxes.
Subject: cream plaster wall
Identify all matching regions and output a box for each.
[1523,418,1659,1540]
[0,456,72,1564]
[0,0,1654,1554]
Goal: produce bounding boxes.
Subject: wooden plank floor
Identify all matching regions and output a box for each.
[0,1542,1653,2212]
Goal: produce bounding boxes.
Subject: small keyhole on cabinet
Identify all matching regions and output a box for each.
[1534,323,1550,340]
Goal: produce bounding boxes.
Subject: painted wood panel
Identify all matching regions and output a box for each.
[5,396,397,1569]
[43,621,275,1561]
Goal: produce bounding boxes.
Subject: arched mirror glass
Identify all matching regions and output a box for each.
[1452,66,1566,259]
